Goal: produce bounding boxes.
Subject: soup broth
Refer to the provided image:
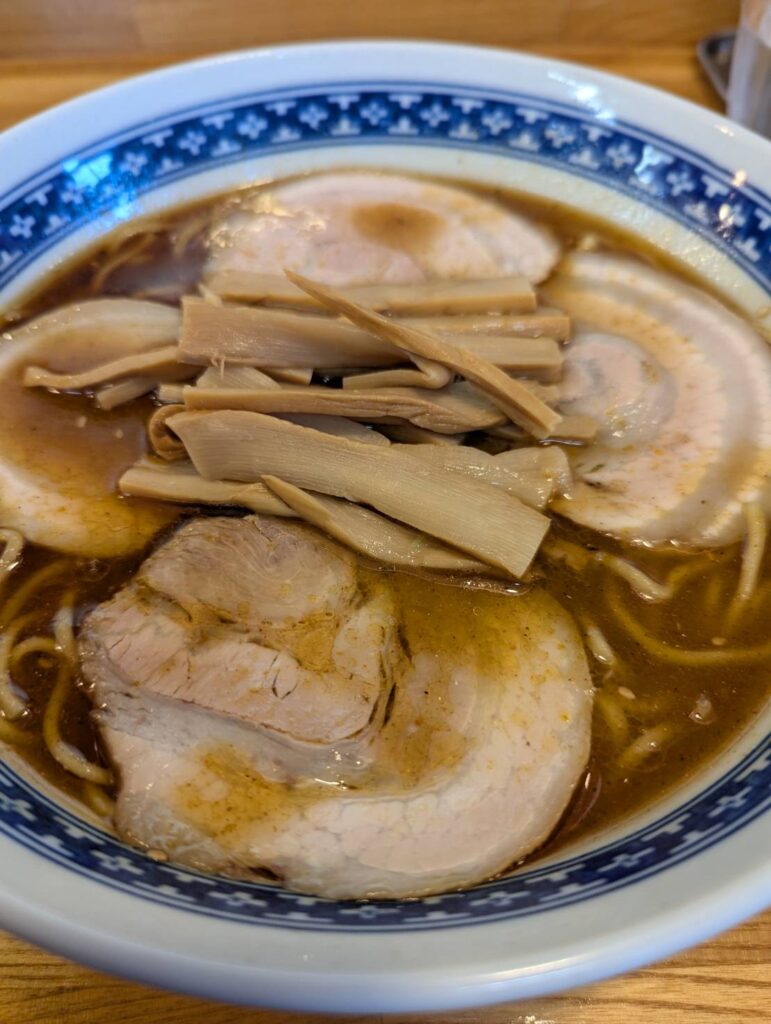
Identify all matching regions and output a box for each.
[1,173,769,885]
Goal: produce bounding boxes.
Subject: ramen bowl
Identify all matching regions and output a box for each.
[0,41,768,1012]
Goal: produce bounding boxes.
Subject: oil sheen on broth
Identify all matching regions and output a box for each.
[0,176,768,877]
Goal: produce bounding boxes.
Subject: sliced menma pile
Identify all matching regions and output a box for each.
[23,174,771,568]
[20,173,577,577]
[547,253,771,546]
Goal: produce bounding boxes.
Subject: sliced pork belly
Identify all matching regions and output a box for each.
[80,516,592,899]
[205,171,560,287]
[547,254,771,546]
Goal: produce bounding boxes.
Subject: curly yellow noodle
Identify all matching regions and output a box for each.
[52,591,78,664]
[42,662,113,786]
[608,580,771,665]
[89,228,161,294]
[701,573,726,620]
[102,218,166,255]
[82,781,115,819]
[595,690,629,747]
[664,556,720,592]
[0,574,116,794]
[597,552,681,603]
[0,610,39,719]
[740,579,771,633]
[621,693,675,718]
[726,501,767,632]
[0,714,35,747]
[544,538,718,604]
[0,560,69,629]
[9,635,58,669]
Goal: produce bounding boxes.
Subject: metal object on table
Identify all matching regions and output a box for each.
[697,30,735,100]
[728,0,771,137]
[699,1,771,137]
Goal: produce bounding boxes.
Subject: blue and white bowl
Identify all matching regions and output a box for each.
[0,41,768,1011]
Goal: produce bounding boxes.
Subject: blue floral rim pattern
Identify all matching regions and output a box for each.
[1,80,769,291]
[0,80,769,932]
[1,736,768,931]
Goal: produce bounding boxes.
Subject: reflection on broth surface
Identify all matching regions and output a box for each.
[0,170,769,898]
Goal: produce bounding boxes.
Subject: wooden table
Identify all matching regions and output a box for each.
[0,44,768,1024]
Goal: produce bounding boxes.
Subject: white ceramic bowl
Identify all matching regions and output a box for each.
[0,41,768,1012]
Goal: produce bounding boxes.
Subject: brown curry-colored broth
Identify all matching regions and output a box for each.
[0,306,178,553]
[4,524,767,854]
[540,523,767,855]
[7,171,745,326]
[0,176,769,868]
[0,376,148,495]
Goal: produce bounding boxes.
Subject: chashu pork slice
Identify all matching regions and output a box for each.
[205,170,560,288]
[0,299,180,556]
[83,516,394,749]
[80,516,592,899]
[546,253,771,546]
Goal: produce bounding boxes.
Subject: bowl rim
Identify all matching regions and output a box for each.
[0,38,768,1012]
[6,36,771,154]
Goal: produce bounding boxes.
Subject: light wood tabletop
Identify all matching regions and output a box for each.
[0,4,769,1021]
